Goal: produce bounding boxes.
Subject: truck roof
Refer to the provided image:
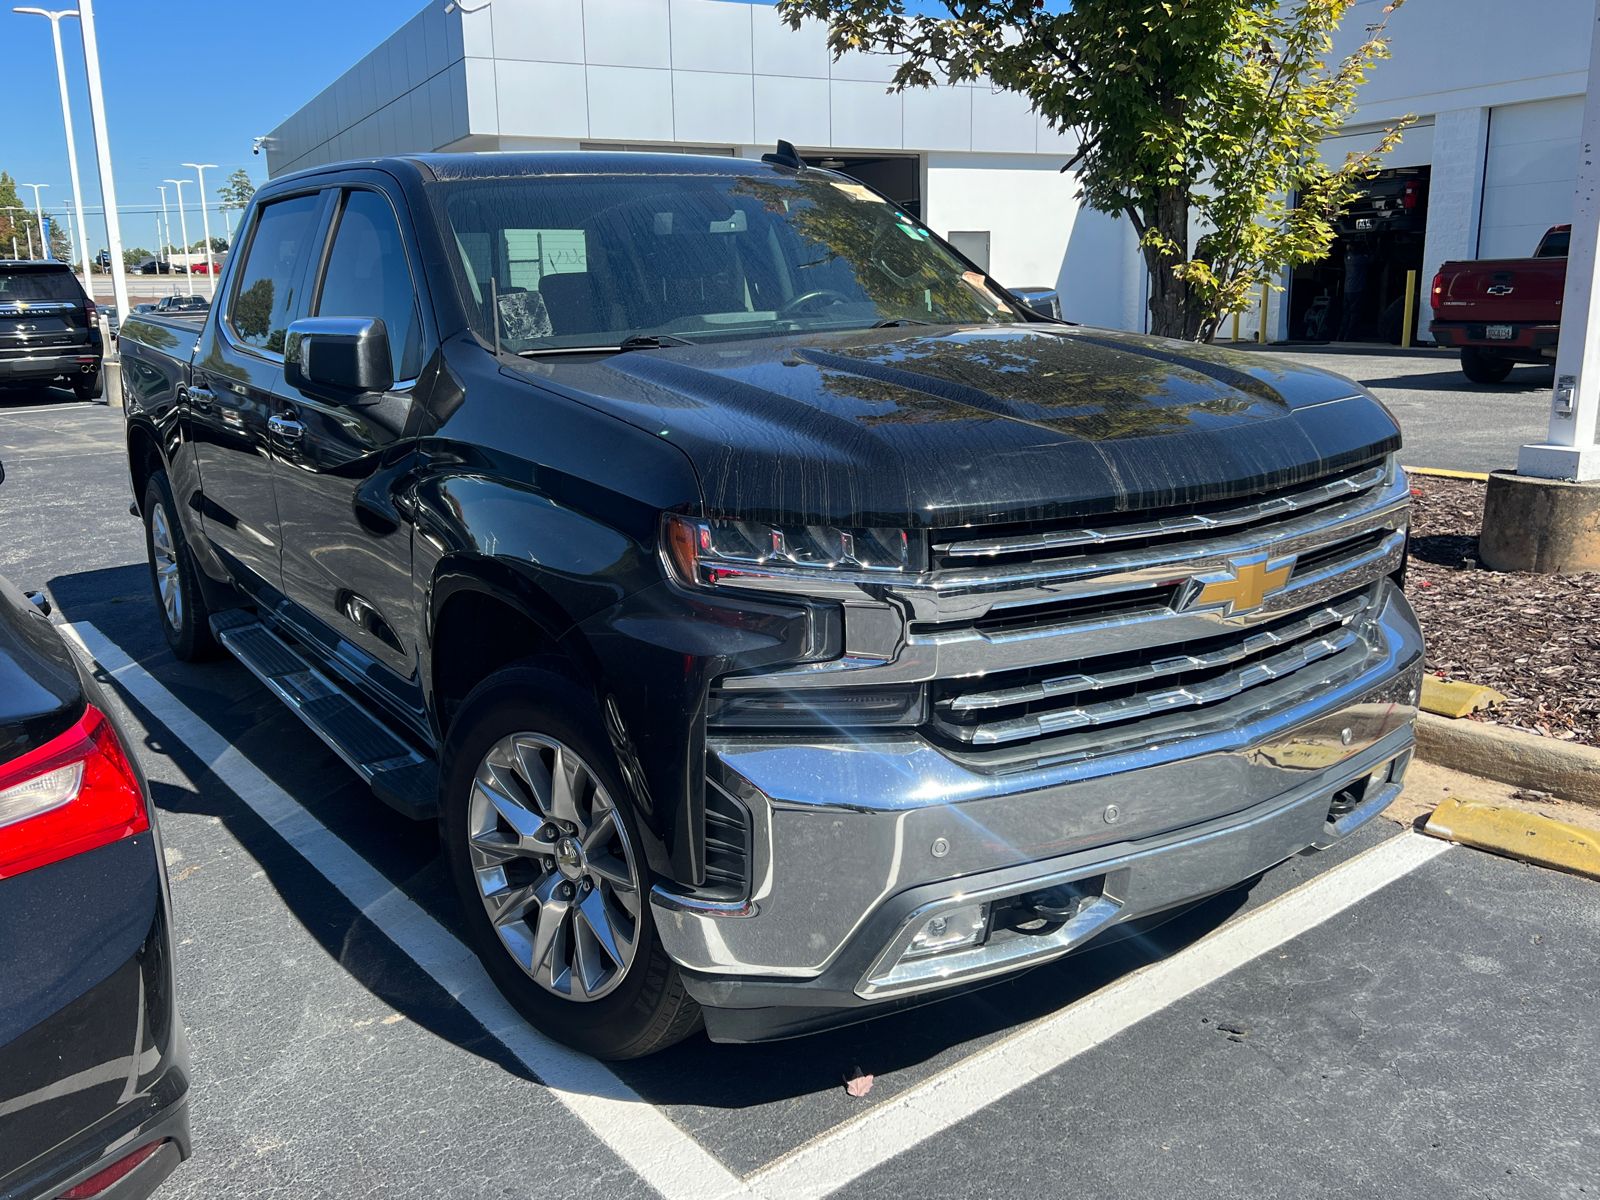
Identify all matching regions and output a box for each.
[266,150,792,190]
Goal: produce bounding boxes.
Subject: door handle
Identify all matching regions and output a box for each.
[184,384,216,413]
[267,414,305,441]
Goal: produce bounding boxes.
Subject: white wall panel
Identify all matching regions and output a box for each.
[972,87,1036,154]
[465,57,500,135]
[754,74,829,147]
[670,0,752,73]
[751,6,828,78]
[831,79,900,149]
[588,66,673,140]
[903,86,971,152]
[490,0,586,63]
[830,47,902,83]
[584,0,672,69]
[498,61,589,138]
[674,71,755,145]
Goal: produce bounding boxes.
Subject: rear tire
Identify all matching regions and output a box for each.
[143,471,218,661]
[1460,346,1515,384]
[72,368,103,402]
[441,665,701,1060]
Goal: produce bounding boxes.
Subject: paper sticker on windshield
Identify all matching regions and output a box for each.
[827,180,878,203]
[897,220,930,241]
[961,271,1013,313]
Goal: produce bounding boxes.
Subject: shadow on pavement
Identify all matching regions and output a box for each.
[1357,368,1553,393]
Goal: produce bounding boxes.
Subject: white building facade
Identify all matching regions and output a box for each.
[266,0,1594,342]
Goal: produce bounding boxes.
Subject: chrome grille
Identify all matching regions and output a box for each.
[931,592,1373,747]
[720,457,1409,762]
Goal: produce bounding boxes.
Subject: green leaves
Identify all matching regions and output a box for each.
[778,0,1410,340]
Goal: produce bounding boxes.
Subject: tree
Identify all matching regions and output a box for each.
[123,246,152,267]
[217,167,255,213]
[778,0,1413,341]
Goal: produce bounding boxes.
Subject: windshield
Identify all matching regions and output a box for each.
[430,167,1018,353]
[0,266,84,303]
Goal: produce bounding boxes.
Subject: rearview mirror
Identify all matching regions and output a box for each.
[284,317,394,397]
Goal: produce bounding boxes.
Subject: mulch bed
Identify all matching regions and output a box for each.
[1405,475,1600,746]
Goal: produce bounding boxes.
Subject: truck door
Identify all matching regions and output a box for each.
[270,184,429,720]
[189,190,328,596]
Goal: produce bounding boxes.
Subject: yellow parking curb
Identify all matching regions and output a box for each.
[1424,797,1600,881]
[1420,676,1506,718]
[1402,466,1491,482]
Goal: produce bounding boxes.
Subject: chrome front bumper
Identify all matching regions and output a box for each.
[652,585,1423,1010]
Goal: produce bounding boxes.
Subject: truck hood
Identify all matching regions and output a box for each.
[508,324,1400,527]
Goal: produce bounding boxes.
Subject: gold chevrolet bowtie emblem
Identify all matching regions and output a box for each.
[1188,554,1295,617]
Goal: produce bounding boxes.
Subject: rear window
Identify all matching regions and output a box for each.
[0,266,84,303]
[1536,229,1570,258]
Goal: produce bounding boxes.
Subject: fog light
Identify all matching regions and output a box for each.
[904,903,989,960]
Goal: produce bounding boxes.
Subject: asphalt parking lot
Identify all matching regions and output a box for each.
[1237,343,1554,474]
[2,386,1597,1200]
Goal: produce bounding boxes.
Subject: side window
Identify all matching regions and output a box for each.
[314,190,424,381]
[227,193,322,356]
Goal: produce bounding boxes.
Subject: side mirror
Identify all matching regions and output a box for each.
[284,317,394,397]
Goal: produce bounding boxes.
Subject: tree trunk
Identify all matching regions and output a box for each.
[1139,185,1205,341]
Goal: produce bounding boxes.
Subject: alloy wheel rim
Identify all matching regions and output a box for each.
[467,732,642,1002]
[149,502,183,631]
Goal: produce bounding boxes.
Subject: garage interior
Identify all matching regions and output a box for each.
[1289,165,1432,344]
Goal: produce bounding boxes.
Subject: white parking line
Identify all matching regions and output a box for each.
[64,622,755,1200]
[749,830,1451,1200]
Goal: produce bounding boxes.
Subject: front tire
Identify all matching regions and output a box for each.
[441,666,701,1059]
[143,471,217,661]
[1460,346,1515,384]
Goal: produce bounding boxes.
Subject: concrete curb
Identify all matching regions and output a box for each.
[1424,796,1600,881]
[1414,713,1600,808]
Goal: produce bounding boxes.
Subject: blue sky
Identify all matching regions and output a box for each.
[1,0,951,255]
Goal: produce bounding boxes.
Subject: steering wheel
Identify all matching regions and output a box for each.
[777,289,854,319]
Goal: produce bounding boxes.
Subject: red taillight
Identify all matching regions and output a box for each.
[1430,272,1445,309]
[0,704,147,879]
[1403,180,1418,211]
[59,1140,166,1198]
[84,298,99,325]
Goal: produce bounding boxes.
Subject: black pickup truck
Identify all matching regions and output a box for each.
[118,150,1421,1059]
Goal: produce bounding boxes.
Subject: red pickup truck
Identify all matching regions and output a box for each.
[1430,225,1568,383]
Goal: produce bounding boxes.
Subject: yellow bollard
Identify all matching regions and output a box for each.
[1231,311,1240,343]
[1401,269,1418,348]
[1257,283,1269,345]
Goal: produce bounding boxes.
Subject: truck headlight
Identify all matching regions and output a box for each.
[663,514,926,593]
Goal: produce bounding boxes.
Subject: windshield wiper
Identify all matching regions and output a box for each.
[871,318,936,328]
[514,333,695,358]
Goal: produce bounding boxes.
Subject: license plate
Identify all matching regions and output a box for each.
[1355,217,1374,230]
[1486,324,1514,340]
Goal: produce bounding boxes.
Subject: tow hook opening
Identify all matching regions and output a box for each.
[996,876,1107,936]
[1327,770,1379,819]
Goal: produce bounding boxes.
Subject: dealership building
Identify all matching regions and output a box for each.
[265,0,1594,342]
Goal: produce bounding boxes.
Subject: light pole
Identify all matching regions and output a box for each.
[14,8,95,297]
[157,185,173,267]
[183,162,217,296]
[164,178,192,287]
[76,0,129,316]
[21,185,49,259]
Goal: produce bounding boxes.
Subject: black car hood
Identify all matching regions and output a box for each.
[510,324,1400,527]
[0,576,82,764]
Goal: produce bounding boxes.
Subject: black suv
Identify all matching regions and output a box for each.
[0,260,103,400]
